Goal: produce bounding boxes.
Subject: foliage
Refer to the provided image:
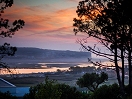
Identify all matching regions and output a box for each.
[77,72,108,92]
[0,0,25,38]
[23,78,60,99]
[82,83,132,99]
[23,77,89,99]
[73,0,132,95]
[23,78,132,99]
[126,94,132,99]
[91,83,120,99]
[0,0,25,72]
[57,83,88,99]
[69,66,96,73]
[0,91,17,99]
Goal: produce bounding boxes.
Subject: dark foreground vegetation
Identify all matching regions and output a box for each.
[0,72,130,99]
[1,77,132,99]
[0,91,17,99]
[21,75,132,99]
[73,0,132,98]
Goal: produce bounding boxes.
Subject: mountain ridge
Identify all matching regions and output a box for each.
[5,47,91,63]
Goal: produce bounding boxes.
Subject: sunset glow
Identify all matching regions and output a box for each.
[0,0,96,51]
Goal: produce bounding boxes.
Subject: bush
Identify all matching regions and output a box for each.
[91,83,120,99]
[0,91,17,99]
[23,80,61,99]
[57,83,89,99]
[23,78,89,99]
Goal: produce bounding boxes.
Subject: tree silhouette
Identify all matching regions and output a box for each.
[77,72,108,92]
[73,0,132,96]
[23,77,87,99]
[0,0,25,73]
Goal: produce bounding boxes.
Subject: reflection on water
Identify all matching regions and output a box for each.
[0,67,69,74]
[0,61,119,74]
[15,67,69,74]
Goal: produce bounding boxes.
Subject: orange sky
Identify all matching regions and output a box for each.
[1,0,97,52]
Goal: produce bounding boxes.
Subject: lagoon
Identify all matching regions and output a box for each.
[0,59,118,74]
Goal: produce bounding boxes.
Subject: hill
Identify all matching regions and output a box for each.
[4,47,91,63]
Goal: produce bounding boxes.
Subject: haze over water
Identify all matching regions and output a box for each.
[0,58,118,74]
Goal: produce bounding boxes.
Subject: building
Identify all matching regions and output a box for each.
[0,78,29,98]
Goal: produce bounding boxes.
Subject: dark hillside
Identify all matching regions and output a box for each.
[4,47,91,63]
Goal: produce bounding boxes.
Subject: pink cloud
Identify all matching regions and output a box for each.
[3,2,79,33]
[66,0,80,2]
[2,1,97,47]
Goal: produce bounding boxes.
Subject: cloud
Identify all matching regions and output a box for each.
[27,26,72,36]
[13,6,76,34]
[2,1,87,42]
[0,0,99,51]
[66,0,80,2]
[3,1,78,32]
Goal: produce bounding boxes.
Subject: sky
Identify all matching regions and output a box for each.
[1,0,97,52]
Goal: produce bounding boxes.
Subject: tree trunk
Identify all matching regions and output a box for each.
[121,50,124,87]
[128,49,132,94]
[114,35,123,95]
[121,34,125,94]
[115,47,123,91]
[121,45,125,97]
[128,30,132,94]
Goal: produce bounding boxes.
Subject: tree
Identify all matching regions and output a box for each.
[23,77,61,99]
[92,83,120,99]
[34,80,61,99]
[23,77,88,99]
[0,91,17,99]
[77,72,108,92]
[73,0,132,96]
[0,0,25,73]
[57,83,86,99]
